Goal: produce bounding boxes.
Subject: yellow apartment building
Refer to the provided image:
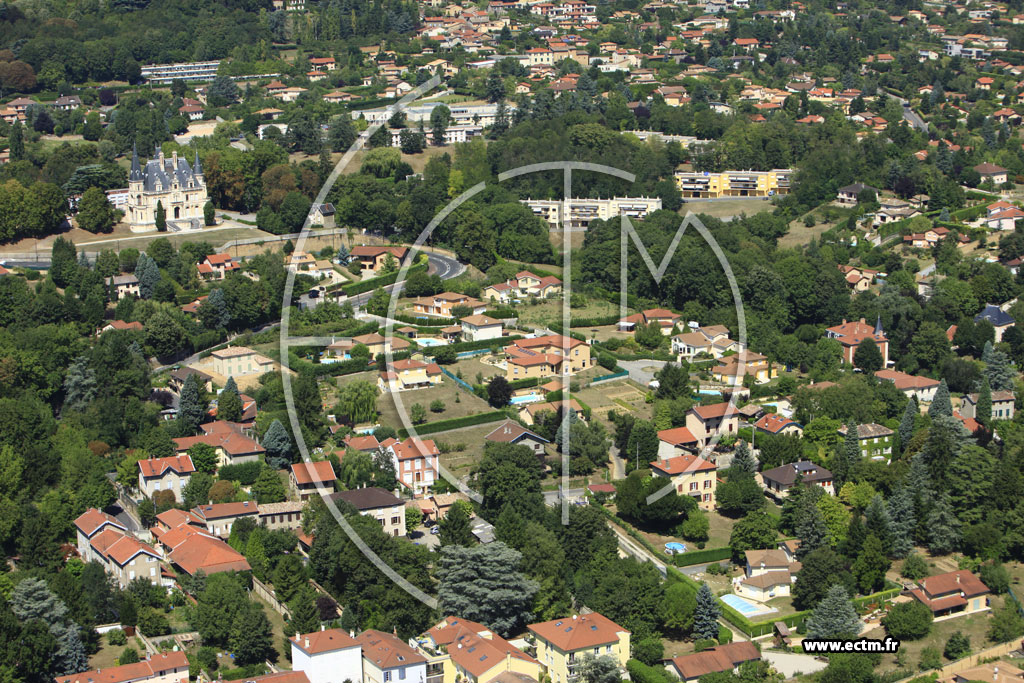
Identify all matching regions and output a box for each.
[674,169,793,198]
[528,613,630,683]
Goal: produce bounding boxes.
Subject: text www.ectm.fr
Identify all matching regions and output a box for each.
[802,638,901,653]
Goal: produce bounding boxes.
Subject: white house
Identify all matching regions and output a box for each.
[291,628,363,683]
[460,314,503,342]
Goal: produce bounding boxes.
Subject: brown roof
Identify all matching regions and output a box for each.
[691,402,737,420]
[331,487,404,511]
[875,369,940,391]
[291,461,337,485]
[741,570,791,589]
[838,423,893,439]
[291,629,360,655]
[650,454,715,475]
[168,531,251,576]
[670,643,760,681]
[356,630,426,669]
[527,613,629,652]
[192,501,259,520]
[918,570,989,599]
[56,652,190,683]
[485,420,548,444]
[426,616,492,645]
[447,626,538,677]
[461,314,501,326]
[745,549,789,568]
[138,454,196,478]
[74,508,126,537]
[392,437,439,460]
[90,528,161,566]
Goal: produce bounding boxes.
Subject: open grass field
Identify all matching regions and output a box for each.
[88,637,132,669]
[0,223,278,257]
[376,376,492,427]
[314,144,458,177]
[516,298,620,328]
[575,378,651,431]
[862,598,1000,673]
[683,198,775,220]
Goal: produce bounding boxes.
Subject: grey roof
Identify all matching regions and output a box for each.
[130,143,142,182]
[141,151,201,192]
[975,304,1015,327]
[760,461,832,486]
[106,274,138,285]
[838,423,894,439]
[838,182,879,195]
[331,487,404,510]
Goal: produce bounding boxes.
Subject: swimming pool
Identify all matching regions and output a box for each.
[416,338,447,347]
[721,594,771,616]
[510,395,541,405]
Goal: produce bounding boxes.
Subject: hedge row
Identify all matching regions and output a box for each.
[440,335,523,355]
[396,411,507,438]
[672,546,731,566]
[341,261,428,297]
[508,377,541,390]
[569,314,622,328]
[391,312,458,327]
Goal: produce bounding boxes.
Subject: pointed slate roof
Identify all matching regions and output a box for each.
[130,143,142,181]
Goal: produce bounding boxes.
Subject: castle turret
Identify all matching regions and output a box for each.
[129,143,142,183]
[193,148,203,178]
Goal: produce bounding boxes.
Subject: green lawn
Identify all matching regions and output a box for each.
[88,636,130,670]
[376,376,492,428]
[863,599,999,674]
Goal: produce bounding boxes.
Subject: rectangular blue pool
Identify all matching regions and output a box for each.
[722,593,768,616]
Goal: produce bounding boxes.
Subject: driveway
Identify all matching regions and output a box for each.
[762,651,827,678]
[542,487,586,507]
[618,359,668,386]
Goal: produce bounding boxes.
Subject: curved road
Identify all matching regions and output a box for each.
[344,252,464,309]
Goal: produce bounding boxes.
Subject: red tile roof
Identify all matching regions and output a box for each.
[650,453,716,475]
[670,642,760,680]
[392,437,440,460]
[138,454,195,478]
[168,530,251,576]
[657,426,698,446]
[754,413,799,434]
[356,630,427,669]
[74,508,126,537]
[691,402,737,420]
[290,461,337,485]
[56,652,189,683]
[291,629,360,655]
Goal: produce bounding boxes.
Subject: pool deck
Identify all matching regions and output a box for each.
[721,593,778,618]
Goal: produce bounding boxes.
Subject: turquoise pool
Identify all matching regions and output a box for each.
[721,594,773,616]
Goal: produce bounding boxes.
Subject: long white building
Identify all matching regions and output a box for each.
[355,102,514,128]
[523,196,663,230]
[140,61,221,83]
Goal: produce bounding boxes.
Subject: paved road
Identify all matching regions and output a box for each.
[891,95,928,133]
[345,252,464,309]
[618,359,669,386]
[542,487,586,507]
[607,521,667,577]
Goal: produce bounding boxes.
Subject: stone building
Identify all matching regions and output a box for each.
[127,144,208,231]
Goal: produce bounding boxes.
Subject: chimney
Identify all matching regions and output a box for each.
[572,615,577,620]
[350,630,355,638]
[295,632,301,640]
[305,638,310,649]
[859,318,865,324]
[321,624,326,631]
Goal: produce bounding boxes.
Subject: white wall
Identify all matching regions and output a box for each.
[292,642,363,683]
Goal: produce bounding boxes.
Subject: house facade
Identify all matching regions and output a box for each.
[874,369,940,402]
[759,461,835,498]
[649,453,717,509]
[909,570,990,617]
[378,360,444,392]
[126,146,207,230]
[686,402,739,448]
[190,501,260,537]
[961,390,1016,421]
[528,613,630,683]
[57,652,190,683]
[208,346,275,377]
[289,461,338,501]
[824,318,889,365]
[388,437,440,496]
[838,423,894,458]
[291,629,363,683]
[460,315,503,342]
[138,454,195,502]
[357,630,427,683]
[332,488,407,537]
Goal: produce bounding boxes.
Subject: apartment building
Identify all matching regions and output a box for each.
[522,196,662,230]
[673,169,793,198]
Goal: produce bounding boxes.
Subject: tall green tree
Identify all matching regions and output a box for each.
[976,376,992,427]
[793,548,851,611]
[77,187,118,234]
[693,583,720,641]
[439,501,475,547]
[229,604,274,665]
[63,355,97,412]
[437,542,538,637]
[795,496,830,560]
[155,200,166,232]
[263,419,293,469]
[134,253,159,299]
[178,373,205,436]
[926,493,961,555]
[853,338,883,372]
[218,377,243,422]
[731,440,757,475]
[928,379,952,418]
[852,534,889,594]
[898,397,917,453]
[887,486,916,559]
[805,585,861,639]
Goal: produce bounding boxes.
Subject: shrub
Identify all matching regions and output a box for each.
[430,400,445,413]
[901,552,929,580]
[717,625,732,644]
[107,629,127,646]
[137,608,171,637]
[218,461,263,485]
[944,631,970,660]
[919,647,942,671]
[693,639,716,652]
[979,562,1010,594]
[882,601,933,640]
